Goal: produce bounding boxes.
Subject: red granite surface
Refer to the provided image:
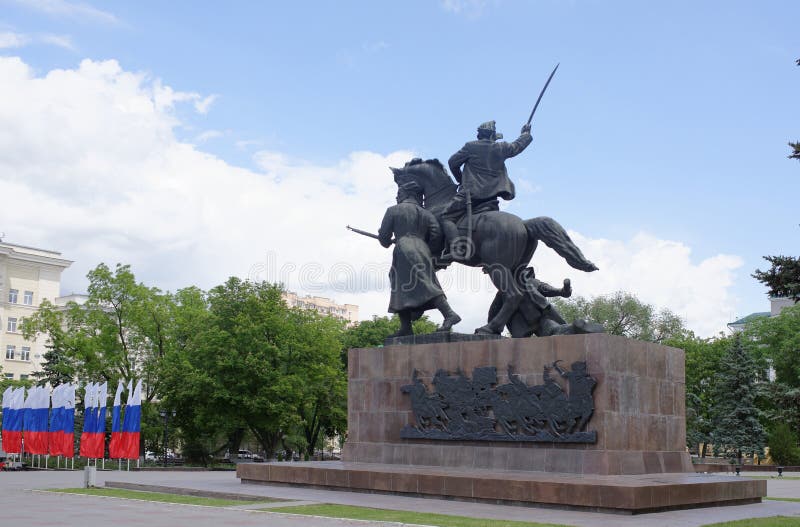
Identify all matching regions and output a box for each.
[237,461,765,512]
[238,335,766,511]
[343,334,691,475]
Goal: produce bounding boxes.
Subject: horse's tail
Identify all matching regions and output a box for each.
[524,217,599,272]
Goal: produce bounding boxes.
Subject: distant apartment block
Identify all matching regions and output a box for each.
[282,291,359,326]
[0,241,72,381]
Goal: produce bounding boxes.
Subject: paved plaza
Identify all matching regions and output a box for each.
[1,468,799,527]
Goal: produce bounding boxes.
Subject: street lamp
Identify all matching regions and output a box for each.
[159,409,176,468]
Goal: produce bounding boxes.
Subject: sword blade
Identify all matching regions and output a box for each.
[526,63,560,125]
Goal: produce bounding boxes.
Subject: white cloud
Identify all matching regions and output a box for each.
[10,0,118,24]
[194,130,223,143]
[235,139,262,150]
[0,56,743,338]
[441,0,492,17]
[362,41,388,53]
[0,31,29,48]
[528,232,743,337]
[193,94,217,115]
[0,30,74,50]
[39,33,75,50]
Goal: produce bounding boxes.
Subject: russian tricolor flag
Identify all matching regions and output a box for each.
[79,382,106,458]
[108,381,124,459]
[63,383,76,458]
[49,384,76,457]
[48,384,65,456]
[119,380,142,459]
[2,387,24,453]
[23,386,50,455]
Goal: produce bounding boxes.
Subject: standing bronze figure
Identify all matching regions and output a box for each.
[378,180,462,337]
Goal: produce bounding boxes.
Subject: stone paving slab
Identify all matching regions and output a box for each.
[3,469,800,526]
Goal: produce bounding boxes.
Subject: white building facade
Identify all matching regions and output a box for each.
[0,242,72,381]
[282,291,359,326]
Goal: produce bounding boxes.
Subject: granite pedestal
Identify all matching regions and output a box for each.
[238,334,765,513]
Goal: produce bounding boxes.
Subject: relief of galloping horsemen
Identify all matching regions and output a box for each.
[400,362,598,443]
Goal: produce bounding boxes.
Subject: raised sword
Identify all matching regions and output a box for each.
[526,63,559,126]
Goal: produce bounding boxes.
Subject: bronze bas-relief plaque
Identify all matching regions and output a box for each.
[401,361,597,443]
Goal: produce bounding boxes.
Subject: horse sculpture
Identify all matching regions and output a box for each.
[390,158,600,337]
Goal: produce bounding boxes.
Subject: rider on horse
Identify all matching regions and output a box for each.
[442,120,532,260]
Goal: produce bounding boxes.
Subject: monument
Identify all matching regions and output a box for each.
[238,67,765,512]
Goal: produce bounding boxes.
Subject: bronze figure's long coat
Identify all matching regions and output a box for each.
[448,132,532,202]
[378,200,444,313]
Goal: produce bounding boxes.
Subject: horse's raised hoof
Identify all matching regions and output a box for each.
[475,325,500,336]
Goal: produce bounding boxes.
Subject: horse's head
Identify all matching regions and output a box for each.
[389,158,457,215]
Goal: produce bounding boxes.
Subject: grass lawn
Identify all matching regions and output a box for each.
[767,497,800,503]
[274,504,569,527]
[702,517,800,526]
[47,487,276,507]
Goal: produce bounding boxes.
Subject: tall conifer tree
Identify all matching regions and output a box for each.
[710,335,766,461]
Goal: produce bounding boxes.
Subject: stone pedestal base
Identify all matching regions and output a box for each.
[237,462,765,513]
[238,334,766,512]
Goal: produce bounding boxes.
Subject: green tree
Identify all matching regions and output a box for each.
[27,263,175,397]
[157,286,236,464]
[21,299,77,387]
[758,382,800,451]
[790,141,800,161]
[25,263,176,454]
[752,255,800,303]
[666,333,730,455]
[553,291,687,342]
[0,366,33,391]
[768,423,800,465]
[160,278,348,461]
[74,263,175,400]
[285,310,347,458]
[710,336,766,462]
[340,315,438,366]
[744,305,800,448]
[745,304,800,387]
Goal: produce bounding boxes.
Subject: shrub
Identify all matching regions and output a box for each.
[768,423,800,465]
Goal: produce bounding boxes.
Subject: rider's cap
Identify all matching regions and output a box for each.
[477,120,496,133]
[397,180,423,193]
[477,120,502,140]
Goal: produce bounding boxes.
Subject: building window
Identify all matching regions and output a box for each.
[20,374,29,380]
[5,345,15,360]
[20,346,30,361]
[8,289,18,303]
[3,373,12,380]
[23,291,33,305]
[7,317,17,332]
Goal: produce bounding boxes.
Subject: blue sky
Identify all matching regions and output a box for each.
[1,0,798,335]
